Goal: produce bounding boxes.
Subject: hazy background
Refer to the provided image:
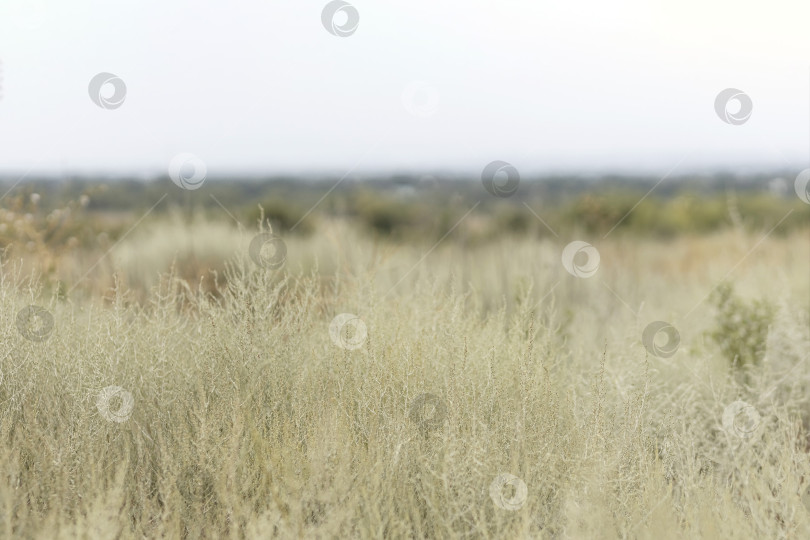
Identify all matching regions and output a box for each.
[1,0,809,177]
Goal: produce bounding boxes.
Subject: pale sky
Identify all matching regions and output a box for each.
[1,0,809,177]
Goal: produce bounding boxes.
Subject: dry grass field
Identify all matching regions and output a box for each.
[4,0,810,536]
[0,195,808,538]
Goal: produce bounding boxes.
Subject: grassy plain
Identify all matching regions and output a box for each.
[0,178,808,538]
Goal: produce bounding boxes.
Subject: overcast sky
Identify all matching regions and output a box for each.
[1,0,809,177]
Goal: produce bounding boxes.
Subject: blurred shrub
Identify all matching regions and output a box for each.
[708,283,775,370]
[561,193,637,234]
[493,205,533,235]
[246,200,314,235]
[350,193,421,238]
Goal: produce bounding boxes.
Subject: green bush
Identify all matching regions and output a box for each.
[246,200,314,235]
[708,283,775,370]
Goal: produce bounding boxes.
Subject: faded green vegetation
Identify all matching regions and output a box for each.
[709,283,776,372]
[2,176,807,246]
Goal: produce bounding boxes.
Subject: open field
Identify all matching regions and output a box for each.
[0,179,809,538]
[4,0,810,536]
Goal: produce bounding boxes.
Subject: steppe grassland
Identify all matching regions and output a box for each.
[0,218,808,538]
